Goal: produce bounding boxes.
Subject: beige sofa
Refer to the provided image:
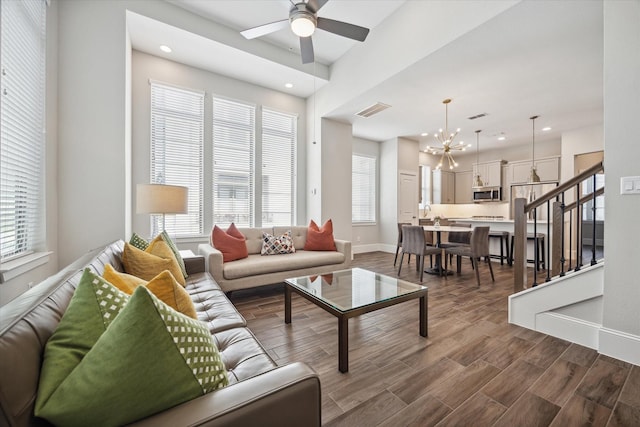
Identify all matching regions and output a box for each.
[0,240,321,426]
[199,226,351,292]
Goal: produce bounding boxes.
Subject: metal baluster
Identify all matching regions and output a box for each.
[591,173,598,266]
[546,199,551,282]
[560,192,566,277]
[532,209,538,287]
[568,208,573,271]
[575,183,582,272]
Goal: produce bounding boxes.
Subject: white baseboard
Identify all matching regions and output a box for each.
[599,328,640,366]
[352,243,396,254]
[536,312,600,349]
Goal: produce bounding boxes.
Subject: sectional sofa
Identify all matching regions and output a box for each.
[0,240,321,426]
[199,226,352,292]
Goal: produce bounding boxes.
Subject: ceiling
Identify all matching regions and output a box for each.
[129,0,604,152]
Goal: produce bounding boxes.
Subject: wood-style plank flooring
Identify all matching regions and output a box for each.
[229,252,639,426]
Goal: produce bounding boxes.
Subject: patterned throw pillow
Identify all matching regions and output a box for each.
[36,269,130,416]
[261,231,295,255]
[35,286,228,427]
[129,232,150,250]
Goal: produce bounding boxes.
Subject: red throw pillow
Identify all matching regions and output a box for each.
[211,224,248,262]
[304,219,337,251]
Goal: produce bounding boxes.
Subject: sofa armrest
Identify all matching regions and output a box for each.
[130,362,321,427]
[198,244,224,281]
[334,239,352,260]
[184,255,205,274]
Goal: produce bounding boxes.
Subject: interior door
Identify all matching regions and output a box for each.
[398,171,418,224]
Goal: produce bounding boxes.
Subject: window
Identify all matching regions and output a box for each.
[150,81,204,236]
[0,0,46,261]
[352,154,376,223]
[582,173,605,221]
[261,108,297,226]
[212,97,255,227]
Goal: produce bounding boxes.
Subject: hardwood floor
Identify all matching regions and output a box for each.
[229,252,639,426]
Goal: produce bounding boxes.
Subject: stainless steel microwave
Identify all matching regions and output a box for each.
[473,187,502,202]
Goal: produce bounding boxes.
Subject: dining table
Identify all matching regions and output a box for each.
[422,225,473,275]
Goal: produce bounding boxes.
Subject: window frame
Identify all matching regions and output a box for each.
[352,153,377,225]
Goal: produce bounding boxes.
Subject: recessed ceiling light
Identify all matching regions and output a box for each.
[160,45,172,53]
[498,136,506,141]
[421,132,429,137]
[284,83,293,89]
[542,127,552,131]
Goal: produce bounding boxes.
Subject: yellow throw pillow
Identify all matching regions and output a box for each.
[122,242,185,287]
[103,264,197,319]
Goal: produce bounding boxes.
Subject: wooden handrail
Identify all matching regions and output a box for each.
[565,186,605,211]
[525,161,603,211]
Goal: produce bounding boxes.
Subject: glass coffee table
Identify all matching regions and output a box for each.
[284,268,428,373]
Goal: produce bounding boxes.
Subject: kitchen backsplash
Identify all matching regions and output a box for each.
[422,202,510,220]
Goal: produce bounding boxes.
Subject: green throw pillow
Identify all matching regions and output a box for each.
[160,230,188,279]
[35,286,228,427]
[130,232,150,250]
[36,269,130,413]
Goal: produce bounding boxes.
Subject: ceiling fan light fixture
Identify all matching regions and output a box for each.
[290,11,316,37]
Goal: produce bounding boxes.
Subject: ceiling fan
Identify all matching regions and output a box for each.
[240,0,370,64]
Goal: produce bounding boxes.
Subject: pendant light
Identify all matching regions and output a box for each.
[425,99,471,170]
[473,130,484,188]
[528,115,541,183]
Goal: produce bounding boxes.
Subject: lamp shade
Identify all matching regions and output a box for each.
[136,184,188,215]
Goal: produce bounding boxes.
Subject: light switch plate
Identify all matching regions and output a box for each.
[620,176,640,195]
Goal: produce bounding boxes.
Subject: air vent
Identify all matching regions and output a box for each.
[355,102,391,118]
[468,112,489,120]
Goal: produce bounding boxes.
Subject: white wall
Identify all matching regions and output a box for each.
[602,0,640,339]
[131,51,307,242]
[379,138,399,246]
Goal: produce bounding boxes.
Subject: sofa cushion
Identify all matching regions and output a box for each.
[103,265,197,319]
[185,274,247,333]
[223,251,345,280]
[238,227,273,254]
[35,269,130,417]
[274,226,308,250]
[261,231,295,255]
[35,286,228,427]
[213,327,277,385]
[211,224,249,262]
[304,219,337,251]
[122,241,186,286]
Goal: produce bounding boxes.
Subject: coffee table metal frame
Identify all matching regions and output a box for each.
[284,268,428,373]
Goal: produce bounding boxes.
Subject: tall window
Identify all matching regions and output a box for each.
[352,154,376,224]
[150,81,204,236]
[212,97,255,227]
[0,0,46,260]
[262,108,297,226]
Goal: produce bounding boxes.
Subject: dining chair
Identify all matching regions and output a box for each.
[394,222,412,266]
[440,222,472,266]
[443,226,494,287]
[398,225,443,282]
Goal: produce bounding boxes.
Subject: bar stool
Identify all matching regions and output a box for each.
[510,233,545,270]
[488,230,510,265]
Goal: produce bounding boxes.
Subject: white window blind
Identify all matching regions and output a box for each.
[0,0,46,261]
[261,108,297,227]
[212,97,255,227]
[352,154,376,223]
[150,81,204,236]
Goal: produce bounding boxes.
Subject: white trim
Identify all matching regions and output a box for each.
[536,312,600,349]
[599,328,640,366]
[352,244,386,255]
[0,251,52,283]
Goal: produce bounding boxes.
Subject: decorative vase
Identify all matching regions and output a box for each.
[434,220,440,228]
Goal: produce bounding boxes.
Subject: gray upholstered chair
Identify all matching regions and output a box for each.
[398,225,443,282]
[440,222,472,265]
[394,222,412,266]
[444,226,494,287]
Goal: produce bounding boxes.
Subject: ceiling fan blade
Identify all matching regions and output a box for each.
[300,36,314,64]
[316,17,370,42]
[306,0,329,14]
[240,19,289,39]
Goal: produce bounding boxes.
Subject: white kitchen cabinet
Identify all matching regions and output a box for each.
[455,170,472,203]
[432,170,455,204]
[510,156,560,183]
[472,160,504,187]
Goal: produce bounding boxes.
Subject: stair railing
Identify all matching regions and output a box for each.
[513,161,604,292]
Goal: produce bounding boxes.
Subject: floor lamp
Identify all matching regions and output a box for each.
[136,184,188,236]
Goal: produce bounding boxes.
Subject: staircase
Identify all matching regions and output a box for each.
[508,161,605,349]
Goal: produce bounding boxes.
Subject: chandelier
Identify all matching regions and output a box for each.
[473,130,484,188]
[425,99,470,170]
[529,115,541,183]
